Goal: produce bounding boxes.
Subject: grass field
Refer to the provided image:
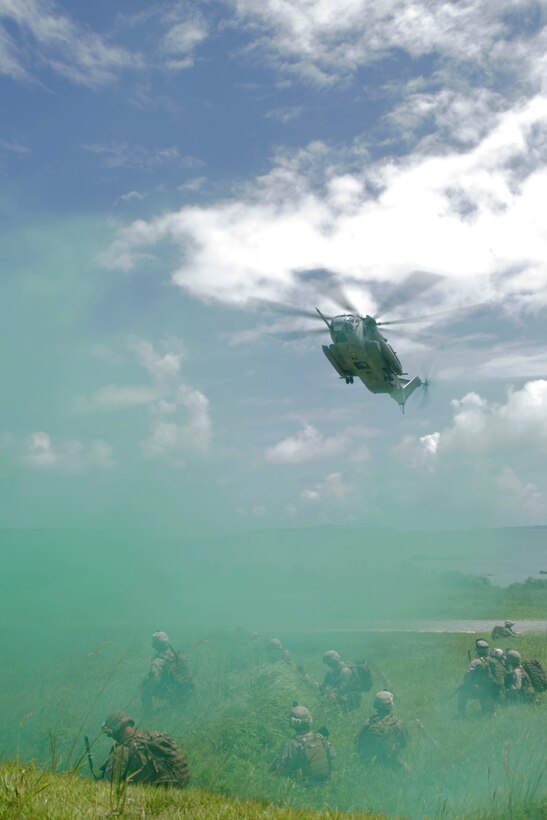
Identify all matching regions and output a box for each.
[1,627,546,818]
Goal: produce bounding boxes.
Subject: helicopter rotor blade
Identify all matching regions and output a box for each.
[273,328,328,341]
[247,298,332,321]
[418,377,432,409]
[374,271,445,320]
[377,301,489,327]
[296,269,362,315]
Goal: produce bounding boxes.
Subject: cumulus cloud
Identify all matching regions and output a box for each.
[142,384,212,463]
[125,337,213,463]
[496,466,544,517]
[71,337,212,465]
[265,423,348,464]
[301,471,352,502]
[23,432,115,472]
[104,96,547,321]
[128,336,184,380]
[395,380,547,467]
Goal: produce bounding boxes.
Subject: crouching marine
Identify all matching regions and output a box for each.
[355,691,408,771]
[271,705,335,782]
[100,711,190,788]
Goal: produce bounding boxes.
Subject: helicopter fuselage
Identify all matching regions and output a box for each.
[321,314,421,407]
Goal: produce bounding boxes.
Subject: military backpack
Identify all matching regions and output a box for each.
[522,658,547,693]
[131,730,190,788]
[166,652,195,695]
[347,662,373,692]
[296,733,332,781]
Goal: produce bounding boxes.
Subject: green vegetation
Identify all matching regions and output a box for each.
[0,761,384,819]
[1,629,546,818]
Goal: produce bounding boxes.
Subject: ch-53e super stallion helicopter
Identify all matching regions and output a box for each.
[255,271,455,411]
[315,308,426,409]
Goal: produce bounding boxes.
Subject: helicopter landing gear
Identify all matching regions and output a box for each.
[345,375,354,384]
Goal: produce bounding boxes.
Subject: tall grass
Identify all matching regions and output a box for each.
[0,628,545,818]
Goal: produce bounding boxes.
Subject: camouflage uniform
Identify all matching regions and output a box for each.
[271,706,335,782]
[320,650,361,712]
[505,650,535,704]
[100,711,190,789]
[141,631,194,714]
[491,621,518,640]
[355,692,408,771]
[457,639,505,717]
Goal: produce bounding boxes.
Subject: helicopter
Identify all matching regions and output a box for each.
[316,308,426,410]
[252,271,456,411]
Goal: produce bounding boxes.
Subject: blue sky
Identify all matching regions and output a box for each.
[2,0,547,534]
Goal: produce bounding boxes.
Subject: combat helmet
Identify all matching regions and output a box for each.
[475,639,489,657]
[506,649,522,666]
[374,690,394,713]
[290,705,313,731]
[102,711,135,737]
[491,648,505,659]
[323,650,341,666]
[152,631,170,647]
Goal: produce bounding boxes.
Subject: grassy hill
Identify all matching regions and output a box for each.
[1,630,546,818]
[0,761,386,819]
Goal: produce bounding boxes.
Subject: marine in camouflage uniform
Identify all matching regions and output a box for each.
[140,631,194,715]
[319,650,361,712]
[491,621,518,640]
[355,691,408,772]
[100,711,190,788]
[505,650,536,704]
[271,705,335,782]
[457,639,505,717]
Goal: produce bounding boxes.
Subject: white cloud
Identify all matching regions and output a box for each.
[301,471,351,502]
[395,380,547,467]
[0,0,138,87]
[265,106,303,123]
[74,337,212,465]
[23,432,115,473]
[162,20,207,70]
[441,346,547,382]
[0,138,30,154]
[105,96,547,318]
[230,0,545,92]
[142,384,212,463]
[265,422,348,464]
[82,143,201,172]
[128,337,184,380]
[496,466,544,517]
[115,191,146,206]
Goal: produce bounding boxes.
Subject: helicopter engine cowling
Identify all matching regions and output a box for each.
[379,340,403,375]
[363,339,384,366]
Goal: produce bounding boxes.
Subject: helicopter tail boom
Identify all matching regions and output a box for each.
[399,376,423,406]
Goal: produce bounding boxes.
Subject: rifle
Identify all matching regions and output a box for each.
[84,736,100,780]
[296,663,320,690]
